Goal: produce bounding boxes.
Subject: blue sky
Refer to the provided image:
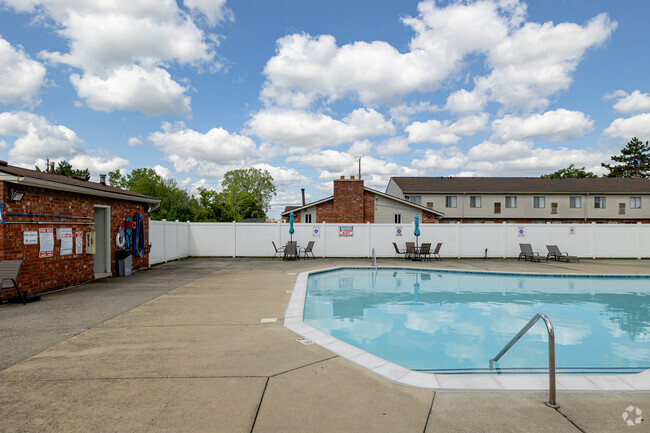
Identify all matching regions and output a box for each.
[1,0,649,218]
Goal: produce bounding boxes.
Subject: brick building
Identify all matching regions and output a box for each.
[281,176,443,224]
[0,163,159,301]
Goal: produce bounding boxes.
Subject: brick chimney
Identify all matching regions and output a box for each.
[332,176,365,223]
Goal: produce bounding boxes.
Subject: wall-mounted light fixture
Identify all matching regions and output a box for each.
[10,189,25,202]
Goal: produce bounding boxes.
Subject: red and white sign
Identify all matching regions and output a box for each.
[339,226,354,237]
[39,228,54,258]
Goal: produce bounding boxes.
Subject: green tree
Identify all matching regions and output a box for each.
[108,168,201,220]
[36,160,91,180]
[601,137,650,178]
[220,168,276,219]
[541,164,597,179]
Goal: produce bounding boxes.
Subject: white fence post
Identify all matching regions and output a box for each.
[187,221,191,257]
[638,222,642,260]
[323,222,327,258]
[162,218,167,263]
[591,222,596,259]
[175,220,180,260]
[367,222,371,258]
[457,222,461,259]
[232,221,237,258]
[502,222,507,259]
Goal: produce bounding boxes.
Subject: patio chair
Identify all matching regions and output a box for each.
[405,242,416,259]
[0,260,25,305]
[271,241,285,259]
[393,242,407,259]
[518,244,542,262]
[546,245,579,262]
[419,243,432,261]
[432,242,442,260]
[284,242,298,260]
[301,241,316,260]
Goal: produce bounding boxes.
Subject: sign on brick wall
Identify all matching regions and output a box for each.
[60,228,72,256]
[75,231,83,254]
[39,228,54,258]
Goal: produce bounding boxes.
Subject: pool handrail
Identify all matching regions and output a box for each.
[489,313,559,408]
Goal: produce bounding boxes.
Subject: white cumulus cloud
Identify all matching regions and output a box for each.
[247,108,394,150]
[0,36,47,106]
[148,122,261,174]
[70,65,191,115]
[183,0,233,26]
[610,90,650,114]
[0,111,83,163]
[406,113,489,144]
[604,113,650,141]
[491,109,593,142]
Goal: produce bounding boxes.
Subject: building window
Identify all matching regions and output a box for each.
[469,196,482,208]
[394,214,401,224]
[533,196,545,208]
[594,197,606,209]
[570,196,582,209]
[630,197,642,209]
[619,203,626,215]
[426,201,433,209]
[494,202,501,214]
[445,196,457,208]
[304,214,312,223]
[505,196,517,208]
[409,195,422,205]
[551,202,558,214]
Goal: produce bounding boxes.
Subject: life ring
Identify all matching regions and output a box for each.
[115,228,126,248]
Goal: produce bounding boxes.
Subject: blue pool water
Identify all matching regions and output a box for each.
[303,268,650,374]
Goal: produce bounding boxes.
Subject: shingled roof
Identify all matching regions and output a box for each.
[0,163,159,203]
[390,177,650,194]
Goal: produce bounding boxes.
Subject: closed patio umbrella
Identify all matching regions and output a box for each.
[289,212,295,242]
[414,214,420,248]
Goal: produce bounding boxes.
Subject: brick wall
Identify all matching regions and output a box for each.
[0,182,150,300]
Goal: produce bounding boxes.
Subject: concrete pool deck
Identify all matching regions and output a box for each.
[0,258,648,432]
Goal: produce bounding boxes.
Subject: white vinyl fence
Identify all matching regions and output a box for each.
[148,219,650,265]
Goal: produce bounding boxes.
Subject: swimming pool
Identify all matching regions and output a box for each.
[284,267,650,391]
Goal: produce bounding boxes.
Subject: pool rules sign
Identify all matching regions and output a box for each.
[39,228,54,258]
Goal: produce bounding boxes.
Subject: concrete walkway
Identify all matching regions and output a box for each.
[0,258,648,432]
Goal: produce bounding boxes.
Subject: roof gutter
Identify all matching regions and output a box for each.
[0,174,160,204]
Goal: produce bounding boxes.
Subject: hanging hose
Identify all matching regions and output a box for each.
[133,212,145,257]
[115,227,126,248]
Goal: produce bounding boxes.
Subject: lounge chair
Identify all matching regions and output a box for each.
[518,244,542,262]
[0,260,25,305]
[271,241,285,259]
[546,245,579,262]
[405,242,416,259]
[432,242,442,260]
[301,241,315,259]
[419,243,432,261]
[392,242,407,259]
[284,242,298,260]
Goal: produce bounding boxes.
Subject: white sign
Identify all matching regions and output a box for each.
[569,226,575,235]
[517,227,525,238]
[39,228,54,258]
[395,226,403,237]
[75,231,83,254]
[60,228,73,256]
[313,226,320,237]
[23,231,38,245]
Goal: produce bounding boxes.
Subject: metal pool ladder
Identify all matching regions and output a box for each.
[489,313,559,408]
